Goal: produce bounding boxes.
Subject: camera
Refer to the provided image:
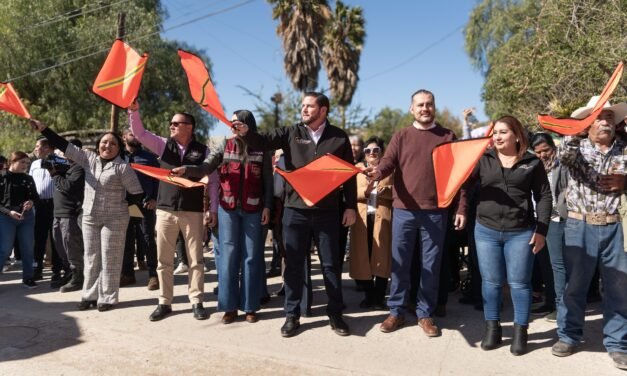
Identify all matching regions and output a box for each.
[41,154,70,174]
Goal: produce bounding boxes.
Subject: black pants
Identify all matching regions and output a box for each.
[283,207,343,317]
[122,209,158,277]
[34,199,61,274]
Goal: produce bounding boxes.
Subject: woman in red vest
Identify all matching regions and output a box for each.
[174,110,273,323]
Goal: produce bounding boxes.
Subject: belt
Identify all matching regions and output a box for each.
[567,211,621,225]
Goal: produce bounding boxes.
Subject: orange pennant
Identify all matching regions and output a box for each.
[131,163,205,188]
[92,39,148,108]
[0,82,31,119]
[538,62,624,135]
[275,154,360,207]
[178,49,231,127]
[433,123,494,208]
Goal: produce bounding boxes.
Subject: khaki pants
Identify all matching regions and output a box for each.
[156,209,205,305]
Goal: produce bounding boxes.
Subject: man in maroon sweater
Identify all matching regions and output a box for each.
[367,89,466,337]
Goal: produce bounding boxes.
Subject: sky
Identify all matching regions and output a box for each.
[161,0,487,137]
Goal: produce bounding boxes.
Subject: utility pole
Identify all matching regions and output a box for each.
[110,12,125,132]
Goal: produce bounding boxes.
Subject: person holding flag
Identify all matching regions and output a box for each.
[172,110,273,324]
[234,92,356,338]
[551,96,627,370]
[366,89,467,338]
[30,120,144,312]
[127,101,218,322]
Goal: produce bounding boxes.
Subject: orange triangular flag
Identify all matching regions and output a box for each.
[131,163,205,188]
[92,39,148,109]
[275,154,360,207]
[178,49,231,127]
[538,62,624,135]
[433,123,494,208]
[0,82,31,118]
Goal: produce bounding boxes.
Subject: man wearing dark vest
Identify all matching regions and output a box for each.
[128,102,216,321]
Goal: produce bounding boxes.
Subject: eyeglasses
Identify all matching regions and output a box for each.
[364,147,381,155]
[170,121,191,127]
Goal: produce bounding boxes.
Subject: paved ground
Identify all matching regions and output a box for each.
[0,250,622,375]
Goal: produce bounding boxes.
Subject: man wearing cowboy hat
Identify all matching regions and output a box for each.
[551,95,627,370]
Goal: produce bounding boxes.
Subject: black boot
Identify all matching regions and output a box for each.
[510,324,528,356]
[480,320,502,350]
[60,269,83,293]
[51,271,72,289]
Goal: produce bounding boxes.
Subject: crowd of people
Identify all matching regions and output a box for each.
[0,89,626,370]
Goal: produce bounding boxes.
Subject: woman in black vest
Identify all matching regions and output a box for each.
[173,110,273,323]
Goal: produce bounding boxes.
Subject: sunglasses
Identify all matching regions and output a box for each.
[170,121,191,127]
[364,147,381,155]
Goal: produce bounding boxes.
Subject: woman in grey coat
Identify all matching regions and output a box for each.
[32,120,143,312]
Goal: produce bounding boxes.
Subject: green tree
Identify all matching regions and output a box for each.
[465,0,627,128]
[0,0,215,154]
[268,0,331,92]
[364,106,462,145]
[321,1,366,128]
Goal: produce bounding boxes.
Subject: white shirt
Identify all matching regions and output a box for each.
[367,180,378,214]
[305,121,327,144]
[413,121,436,131]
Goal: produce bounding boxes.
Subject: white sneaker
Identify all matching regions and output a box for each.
[173,262,188,274]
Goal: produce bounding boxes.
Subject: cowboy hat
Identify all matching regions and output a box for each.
[570,95,627,125]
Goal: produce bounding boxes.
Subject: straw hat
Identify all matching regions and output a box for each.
[570,95,627,125]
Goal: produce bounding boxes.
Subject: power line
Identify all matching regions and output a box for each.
[7,0,256,83]
[362,25,464,81]
[35,0,228,64]
[25,0,133,30]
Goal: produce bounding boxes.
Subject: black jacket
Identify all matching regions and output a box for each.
[470,149,552,236]
[52,163,85,218]
[157,138,207,212]
[242,122,357,210]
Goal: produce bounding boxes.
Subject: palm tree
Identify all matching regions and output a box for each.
[268,0,331,92]
[321,1,365,128]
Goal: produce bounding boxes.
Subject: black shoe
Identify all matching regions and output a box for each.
[329,315,350,336]
[22,278,38,289]
[77,300,97,310]
[280,316,300,337]
[51,272,72,289]
[273,287,285,297]
[97,303,113,312]
[33,269,43,281]
[51,273,61,282]
[266,268,281,278]
[213,286,219,296]
[510,324,528,356]
[149,304,173,321]
[192,303,208,320]
[480,320,502,350]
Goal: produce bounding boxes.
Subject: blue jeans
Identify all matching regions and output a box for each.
[0,210,35,280]
[387,208,447,319]
[217,207,264,312]
[546,220,566,308]
[474,222,535,326]
[557,218,627,353]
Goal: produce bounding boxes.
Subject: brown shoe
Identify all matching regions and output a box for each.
[147,276,159,291]
[245,312,258,323]
[380,315,405,333]
[222,311,238,324]
[119,274,136,287]
[418,317,440,337]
